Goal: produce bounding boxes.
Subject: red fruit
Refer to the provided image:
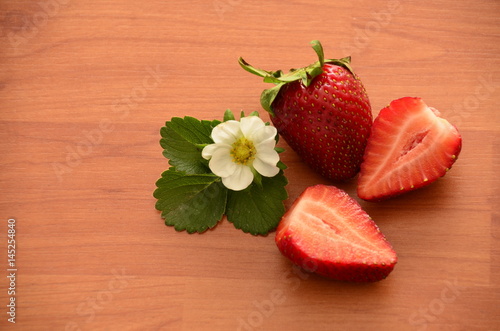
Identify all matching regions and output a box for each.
[240,40,372,181]
[275,185,397,282]
[357,97,462,201]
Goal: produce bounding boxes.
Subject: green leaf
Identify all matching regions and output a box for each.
[260,84,284,115]
[274,147,285,153]
[300,70,310,86]
[160,127,209,174]
[238,57,274,78]
[263,75,284,84]
[324,56,354,75]
[223,109,235,122]
[226,170,288,235]
[160,117,220,174]
[154,169,227,233]
[167,116,220,145]
[276,161,288,170]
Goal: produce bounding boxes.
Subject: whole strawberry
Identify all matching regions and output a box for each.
[240,40,372,180]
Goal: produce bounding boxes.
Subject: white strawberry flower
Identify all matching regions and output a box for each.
[202,115,280,191]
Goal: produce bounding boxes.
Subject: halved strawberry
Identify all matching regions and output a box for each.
[275,185,397,282]
[357,97,462,201]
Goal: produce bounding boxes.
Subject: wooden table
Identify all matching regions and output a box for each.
[1,0,499,330]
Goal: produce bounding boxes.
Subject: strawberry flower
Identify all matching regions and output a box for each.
[202,115,280,191]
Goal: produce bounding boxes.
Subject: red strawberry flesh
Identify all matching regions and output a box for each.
[276,185,397,282]
[357,97,462,201]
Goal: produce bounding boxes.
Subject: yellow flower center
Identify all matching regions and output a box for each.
[230,137,256,165]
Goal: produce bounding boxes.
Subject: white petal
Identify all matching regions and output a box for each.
[240,116,265,140]
[202,143,230,160]
[208,148,237,178]
[251,125,278,145]
[254,137,277,154]
[253,151,280,177]
[255,147,280,165]
[211,120,241,144]
[222,165,254,191]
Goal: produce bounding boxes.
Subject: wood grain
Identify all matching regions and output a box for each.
[1,0,499,330]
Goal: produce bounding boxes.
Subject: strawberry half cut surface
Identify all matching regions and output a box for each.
[275,185,397,282]
[357,97,462,201]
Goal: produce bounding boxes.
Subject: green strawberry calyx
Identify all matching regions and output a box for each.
[239,40,354,116]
